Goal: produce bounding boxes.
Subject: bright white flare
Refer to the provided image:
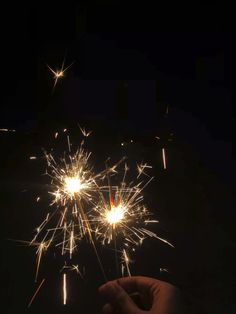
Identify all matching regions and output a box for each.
[64,177,83,194]
[106,205,125,225]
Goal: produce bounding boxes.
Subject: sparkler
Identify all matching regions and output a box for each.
[29,132,123,303]
[90,162,173,277]
[31,142,104,278]
[27,128,173,305]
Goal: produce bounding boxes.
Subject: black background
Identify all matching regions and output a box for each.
[1,2,235,314]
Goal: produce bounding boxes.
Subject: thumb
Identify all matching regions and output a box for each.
[99,281,142,314]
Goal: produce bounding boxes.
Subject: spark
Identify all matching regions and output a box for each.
[30,156,37,160]
[55,132,59,139]
[160,268,169,273]
[137,163,152,178]
[0,128,15,132]
[144,220,159,223]
[63,274,67,305]
[36,197,40,202]
[78,124,92,137]
[122,249,131,277]
[47,58,74,90]
[61,264,83,278]
[28,278,45,308]
[35,242,47,282]
[162,148,167,170]
[69,229,74,259]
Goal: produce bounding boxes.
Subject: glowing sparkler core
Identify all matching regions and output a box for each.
[55,71,64,78]
[64,176,84,195]
[106,205,126,225]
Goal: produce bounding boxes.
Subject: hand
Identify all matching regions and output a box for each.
[99,276,183,314]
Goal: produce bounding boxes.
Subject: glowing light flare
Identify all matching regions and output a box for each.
[64,177,84,195]
[47,59,74,90]
[106,205,126,225]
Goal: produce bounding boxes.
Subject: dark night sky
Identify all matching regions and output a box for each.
[0,3,236,314]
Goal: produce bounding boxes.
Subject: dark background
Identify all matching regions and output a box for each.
[1,2,235,314]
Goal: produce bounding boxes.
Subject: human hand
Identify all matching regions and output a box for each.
[99,276,182,314]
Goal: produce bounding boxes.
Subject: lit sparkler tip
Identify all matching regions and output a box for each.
[64,176,83,194]
[106,205,126,225]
